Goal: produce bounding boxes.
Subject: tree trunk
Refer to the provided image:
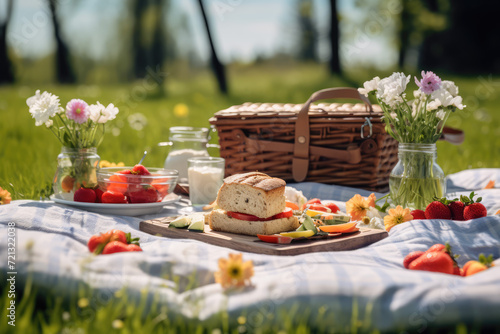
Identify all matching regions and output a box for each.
[398,0,411,69]
[131,0,149,79]
[0,0,14,84]
[197,0,228,94]
[328,0,341,75]
[48,0,76,83]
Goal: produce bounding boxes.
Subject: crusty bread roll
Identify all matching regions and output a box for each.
[209,209,299,236]
[216,172,286,218]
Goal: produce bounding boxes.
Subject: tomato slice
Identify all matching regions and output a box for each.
[323,202,340,213]
[307,204,331,213]
[301,198,321,211]
[257,234,293,244]
[227,207,293,221]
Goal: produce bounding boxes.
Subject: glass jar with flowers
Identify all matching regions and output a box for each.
[26,91,119,200]
[358,72,465,210]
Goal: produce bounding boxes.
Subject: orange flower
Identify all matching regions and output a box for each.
[215,253,254,289]
[484,180,495,189]
[346,193,376,221]
[384,206,413,232]
[0,187,12,205]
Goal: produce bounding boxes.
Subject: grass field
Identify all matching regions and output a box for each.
[1,63,499,200]
[1,63,499,332]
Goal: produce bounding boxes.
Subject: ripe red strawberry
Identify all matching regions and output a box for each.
[404,251,424,269]
[464,203,487,220]
[427,243,446,253]
[453,265,461,276]
[87,229,128,254]
[425,201,452,219]
[448,201,465,221]
[94,188,104,203]
[459,191,487,220]
[131,164,151,175]
[102,241,143,254]
[101,191,128,204]
[410,210,426,220]
[408,251,455,274]
[128,186,159,203]
[74,187,97,203]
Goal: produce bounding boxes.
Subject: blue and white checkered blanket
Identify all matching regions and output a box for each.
[1,168,499,331]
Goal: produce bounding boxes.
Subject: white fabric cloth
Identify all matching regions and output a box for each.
[1,168,499,331]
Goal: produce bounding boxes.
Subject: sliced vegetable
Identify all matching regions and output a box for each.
[307,204,332,213]
[285,201,300,210]
[340,226,360,233]
[301,215,318,235]
[301,198,321,211]
[323,202,340,213]
[169,216,191,228]
[280,230,315,238]
[187,218,205,232]
[306,209,329,218]
[257,234,293,244]
[318,222,357,233]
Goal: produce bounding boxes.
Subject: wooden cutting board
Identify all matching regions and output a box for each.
[140,216,388,256]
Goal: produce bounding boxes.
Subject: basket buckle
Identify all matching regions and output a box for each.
[361,117,373,139]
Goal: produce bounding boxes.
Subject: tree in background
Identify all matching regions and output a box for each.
[197,0,228,94]
[296,0,318,61]
[0,0,14,83]
[48,0,76,83]
[328,0,341,75]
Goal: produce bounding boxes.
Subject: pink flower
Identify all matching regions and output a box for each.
[415,71,441,94]
[66,99,89,124]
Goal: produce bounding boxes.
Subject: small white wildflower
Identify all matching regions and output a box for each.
[358,76,380,95]
[376,72,411,108]
[26,90,63,126]
[441,80,459,96]
[45,119,53,128]
[430,88,465,110]
[88,102,119,123]
[436,110,446,120]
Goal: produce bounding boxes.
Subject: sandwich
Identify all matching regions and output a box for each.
[209,172,299,236]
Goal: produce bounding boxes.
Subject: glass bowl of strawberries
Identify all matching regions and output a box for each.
[97,165,178,204]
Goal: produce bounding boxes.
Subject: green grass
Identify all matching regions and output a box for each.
[1,64,499,200]
[1,64,500,332]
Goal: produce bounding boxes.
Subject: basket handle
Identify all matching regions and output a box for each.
[293,88,373,182]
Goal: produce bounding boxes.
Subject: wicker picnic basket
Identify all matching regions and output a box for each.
[209,88,399,191]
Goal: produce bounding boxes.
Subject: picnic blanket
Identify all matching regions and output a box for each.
[1,168,500,331]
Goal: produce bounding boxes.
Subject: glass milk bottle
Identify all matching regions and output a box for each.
[160,127,213,183]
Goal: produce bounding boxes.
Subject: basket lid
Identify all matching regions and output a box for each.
[210,102,384,122]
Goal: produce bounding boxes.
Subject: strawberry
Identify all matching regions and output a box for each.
[408,251,455,274]
[128,186,159,203]
[458,192,487,220]
[464,203,487,220]
[94,188,104,203]
[427,243,446,253]
[425,201,452,219]
[448,201,465,221]
[101,191,128,204]
[410,210,426,220]
[463,254,494,276]
[87,229,128,254]
[404,251,424,269]
[102,234,143,254]
[74,187,97,203]
[131,164,151,176]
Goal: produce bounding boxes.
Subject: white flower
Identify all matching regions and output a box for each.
[26,90,63,126]
[441,80,459,96]
[430,88,465,110]
[88,102,119,123]
[45,119,53,128]
[376,72,411,108]
[436,110,446,120]
[358,76,380,95]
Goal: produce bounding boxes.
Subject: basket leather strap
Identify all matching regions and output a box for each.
[231,129,362,163]
[293,88,373,182]
[440,126,465,145]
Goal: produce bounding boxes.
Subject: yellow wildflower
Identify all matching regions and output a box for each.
[384,205,413,232]
[345,193,376,221]
[99,160,125,168]
[173,103,189,118]
[0,187,11,205]
[215,253,254,289]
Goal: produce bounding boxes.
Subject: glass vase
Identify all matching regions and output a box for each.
[52,147,100,200]
[389,143,446,210]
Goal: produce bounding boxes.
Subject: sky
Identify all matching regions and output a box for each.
[3,0,397,69]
